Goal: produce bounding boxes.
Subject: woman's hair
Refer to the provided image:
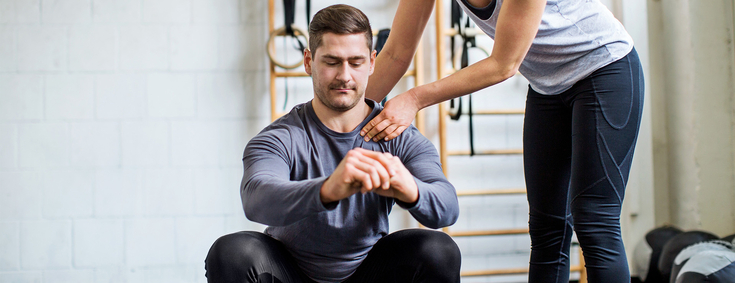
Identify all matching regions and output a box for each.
[308,4,373,55]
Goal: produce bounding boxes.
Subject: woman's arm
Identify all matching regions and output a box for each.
[365,0,436,102]
[362,0,547,142]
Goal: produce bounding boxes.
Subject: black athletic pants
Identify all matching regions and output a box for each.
[524,48,644,283]
[204,229,461,283]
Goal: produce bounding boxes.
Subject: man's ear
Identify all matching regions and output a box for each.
[304,49,313,76]
[369,49,376,75]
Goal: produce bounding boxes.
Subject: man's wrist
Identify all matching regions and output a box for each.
[319,178,336,204]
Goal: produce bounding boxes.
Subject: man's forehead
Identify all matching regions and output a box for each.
[315,33,371,57]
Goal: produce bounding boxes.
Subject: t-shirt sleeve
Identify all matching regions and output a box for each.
[394,127,459,229]
[240,127,332,227]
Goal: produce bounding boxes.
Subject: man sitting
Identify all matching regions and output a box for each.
[204,4,460,283]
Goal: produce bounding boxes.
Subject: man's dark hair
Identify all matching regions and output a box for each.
[308,4,373,55]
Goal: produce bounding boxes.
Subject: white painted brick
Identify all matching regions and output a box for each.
[218,25,266,71]
[197,73,267,118]
[0,222,19,270]
[95,74,147,119]
[125,218,176,267]
[170,122,218,166]
[18,122,70,168]
[126,266,199,283]
[0,75,44,121]
[147,73,196,118]
[224,214,263,233]
[118,26,168,70]
[142,169,194,216]
[192,0,238,23]
[41,0,91,24]
[142,0,190,23]
[0,0,41,24]
[94,169,143,217]
[0,1,12,23]
[0,172,41,220]
[42,270,94,283]
[193,168,240,215]
[0,272,42,283]
[0,27,15,71]
[217,121,251,167]
[73,219,123,267]
[41,170,94,218]
[17,26,67,71]
[175,217,225,264]
[169,26,218,71]
[94,267,130,283]
[120,121,169,167]
[239,0,264,24]
[0,124,18,168]
[70,122,120,167]
[92,0,141,23]
[20,220,72,269]
[69,26,116,71]
[45,74,95,120]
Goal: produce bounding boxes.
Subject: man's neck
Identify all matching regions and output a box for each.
[311,99,372,133]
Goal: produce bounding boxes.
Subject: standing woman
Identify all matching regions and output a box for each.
[360,0,643,282]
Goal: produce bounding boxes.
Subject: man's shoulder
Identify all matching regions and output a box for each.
[248,103,310,148]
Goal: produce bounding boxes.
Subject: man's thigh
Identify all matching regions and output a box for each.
[345,229,461,283]
[205,231,314,283]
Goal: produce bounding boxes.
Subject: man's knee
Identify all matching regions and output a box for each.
[205,231,271,278]
[396,229,461,270]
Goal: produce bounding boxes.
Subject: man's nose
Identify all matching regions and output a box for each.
[335,63,352,83]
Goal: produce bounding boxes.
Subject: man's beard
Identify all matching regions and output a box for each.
[315,82,362,112]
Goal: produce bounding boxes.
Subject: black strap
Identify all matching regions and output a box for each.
[460,17,477,156]
[306,0,311,26]
[283,0,305,52]
[375,28,391,106]
[448,0,463,120]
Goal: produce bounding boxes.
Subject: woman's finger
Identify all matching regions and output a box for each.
[364,118,393,142]
[384,125,407,141]
[373,123,399,142]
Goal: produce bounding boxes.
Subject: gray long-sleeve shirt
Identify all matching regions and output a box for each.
[240,99,459,282]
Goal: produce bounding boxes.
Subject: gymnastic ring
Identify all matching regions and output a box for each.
[266,25,309,69]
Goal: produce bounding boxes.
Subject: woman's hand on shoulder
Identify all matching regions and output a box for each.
[361,91,420,142]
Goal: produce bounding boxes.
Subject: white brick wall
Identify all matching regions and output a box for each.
[0,26,15,71]
[0,1,531,282]
[17,27,67,71]
[21,220,72,269]
[68,26,117,71]
[73,219,124,267]
[0,222,19,270]
[0,75,44,121]
[92,0,140,23]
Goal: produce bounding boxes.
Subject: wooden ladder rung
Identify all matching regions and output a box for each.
[456,188,526,196]
[447,149,523,156]
[461,265,585,277]
[442,27,486,37]
[461,267,529,277]
[446,228,529,237]
[465,109,525,115]
[445,110,525,116]
[274,71,309,77]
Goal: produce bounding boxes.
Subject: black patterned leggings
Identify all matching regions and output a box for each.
[524,48,644,283]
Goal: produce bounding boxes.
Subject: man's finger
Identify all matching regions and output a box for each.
[353,148,397,177]
[349,154,389,190]
[353,152,391,189]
